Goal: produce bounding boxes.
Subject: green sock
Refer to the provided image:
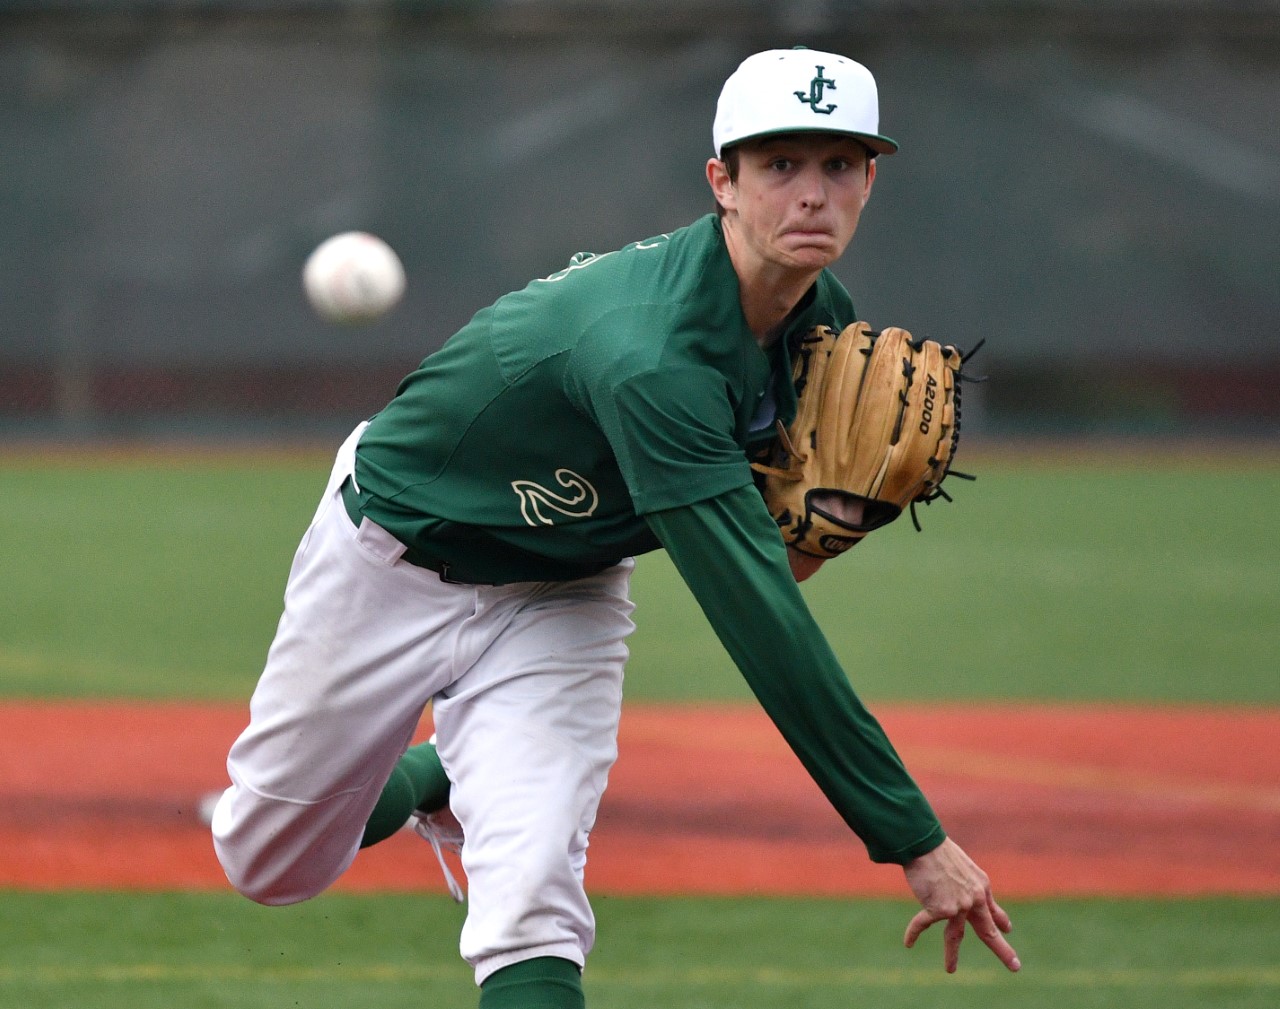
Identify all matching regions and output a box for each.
[360,739,452,848]
[479,957,584,1009]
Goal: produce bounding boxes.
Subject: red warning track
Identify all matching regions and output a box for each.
[2,701,1277,898]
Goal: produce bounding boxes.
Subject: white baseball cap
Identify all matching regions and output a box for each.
[712,46,898,157]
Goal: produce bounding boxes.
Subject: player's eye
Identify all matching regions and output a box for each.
[767,157,793,172]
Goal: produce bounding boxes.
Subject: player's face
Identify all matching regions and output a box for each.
[716,134,876,273]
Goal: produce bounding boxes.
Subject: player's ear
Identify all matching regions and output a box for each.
[862,156,877,203]
[706,157,737,213]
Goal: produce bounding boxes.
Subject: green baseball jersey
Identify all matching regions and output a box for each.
[349,213,945,864]
[353,214,840,583]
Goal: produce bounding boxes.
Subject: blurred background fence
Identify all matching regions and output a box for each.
[2,0,1278,441]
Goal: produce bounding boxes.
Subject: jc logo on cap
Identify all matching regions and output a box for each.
[795,66,837,115]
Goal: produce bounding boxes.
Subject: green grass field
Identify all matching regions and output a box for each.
[2,892,1277,1009]
[2,449,1278,1008]
[3,451,1277,702]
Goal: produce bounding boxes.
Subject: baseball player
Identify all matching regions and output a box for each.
[211,46,1020,1009]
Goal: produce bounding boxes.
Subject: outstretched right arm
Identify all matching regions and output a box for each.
[645,484,942,865]
[646,484,1019,973]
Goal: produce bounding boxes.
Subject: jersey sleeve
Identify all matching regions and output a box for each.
[590,364,758,515]
[644,485,946,865]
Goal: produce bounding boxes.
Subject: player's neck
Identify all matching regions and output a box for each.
[738,271,819,346]
[722,222,822,345]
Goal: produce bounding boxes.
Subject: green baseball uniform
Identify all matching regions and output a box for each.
[212,47,1014,1008]
[348,213,943,863]
[214,212,944,997]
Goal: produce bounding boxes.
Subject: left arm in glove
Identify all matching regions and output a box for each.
[786,493,866,581]
[756,322,978,564]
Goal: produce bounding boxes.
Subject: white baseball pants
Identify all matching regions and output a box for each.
[211,424,636,984]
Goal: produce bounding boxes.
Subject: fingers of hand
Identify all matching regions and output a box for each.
[903,897,1021,974]
[943,914,966,973]
[989,894,1014,935]
[969,901,1022,972]
[902,909,937,949]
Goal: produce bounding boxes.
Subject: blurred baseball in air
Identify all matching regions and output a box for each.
[302,231,406,323]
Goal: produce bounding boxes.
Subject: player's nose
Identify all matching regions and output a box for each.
[796,168,827,209]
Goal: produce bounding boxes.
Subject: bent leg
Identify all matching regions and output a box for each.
[212,433,476,904]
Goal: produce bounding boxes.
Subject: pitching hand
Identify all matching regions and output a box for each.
[902,837,1020,974]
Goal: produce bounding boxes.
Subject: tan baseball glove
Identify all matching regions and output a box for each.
[752,322,975,559]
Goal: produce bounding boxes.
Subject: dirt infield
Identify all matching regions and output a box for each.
[2,701,1277,898]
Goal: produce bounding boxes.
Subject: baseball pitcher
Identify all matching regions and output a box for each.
[211,46,1020,1009]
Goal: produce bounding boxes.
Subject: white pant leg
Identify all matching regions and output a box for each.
[431,561,635,985]
[212,425,480,905]
[213,426,639,985]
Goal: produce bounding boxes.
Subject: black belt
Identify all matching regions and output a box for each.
[339,476,495,585]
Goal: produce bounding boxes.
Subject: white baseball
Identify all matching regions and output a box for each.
[302,231,406,323]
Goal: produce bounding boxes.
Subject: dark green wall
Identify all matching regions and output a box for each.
[3,6,1277,436]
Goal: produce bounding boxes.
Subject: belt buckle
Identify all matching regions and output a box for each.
[438,562,500,587]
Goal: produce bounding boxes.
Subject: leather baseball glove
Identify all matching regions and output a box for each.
[752,322,975,559]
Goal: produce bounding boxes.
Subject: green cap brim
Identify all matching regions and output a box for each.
[721,126,898,157]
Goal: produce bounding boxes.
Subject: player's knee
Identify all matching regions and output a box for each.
[215,836,332,906]
[225,866,315,906]
[210,790,346,906]
[220,861,286,905]
[213,831,296,905]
